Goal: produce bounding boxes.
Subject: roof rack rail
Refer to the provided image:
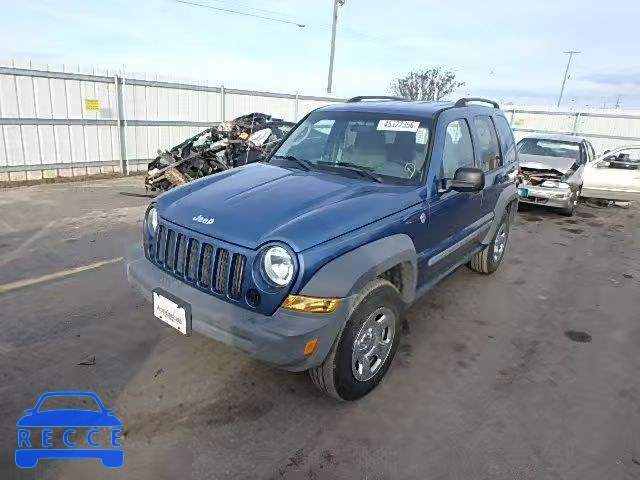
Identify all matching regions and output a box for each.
[454,97,500,109]
[346,95,405,103]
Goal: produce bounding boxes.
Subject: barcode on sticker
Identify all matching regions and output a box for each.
[377,120,420,132]
[415,127,429,144]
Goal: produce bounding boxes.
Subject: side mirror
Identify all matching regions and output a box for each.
[442,167,485,193]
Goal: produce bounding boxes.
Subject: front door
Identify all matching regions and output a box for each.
[417,113,482,286]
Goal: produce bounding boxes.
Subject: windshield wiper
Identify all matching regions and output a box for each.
[273,155,313,171]
[317,161,383,183]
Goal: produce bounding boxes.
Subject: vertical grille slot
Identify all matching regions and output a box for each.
[175,234,187,274]
[186,240,199,281]
[165,230,176,270]
[229,254,246,299]
[199,244,214,288]
[155,226,166,263]
[215,249,230,293]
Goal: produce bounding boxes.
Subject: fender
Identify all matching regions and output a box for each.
[300,234,417,304]
[482,183,518,244]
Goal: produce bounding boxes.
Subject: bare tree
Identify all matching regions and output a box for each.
[389,67,465,101]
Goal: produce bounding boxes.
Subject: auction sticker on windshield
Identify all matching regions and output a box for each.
[377,120,420,132]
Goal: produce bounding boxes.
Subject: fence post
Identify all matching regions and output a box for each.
[220,84,225,122]
[294,92,299,121]
[572,112,581,134]
[115,74,128,175]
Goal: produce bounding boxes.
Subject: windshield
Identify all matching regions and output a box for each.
[37,395,101,412]
[269,111,432,184]
[517,138,580,160]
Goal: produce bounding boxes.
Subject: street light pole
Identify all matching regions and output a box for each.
[557,50,580,107]
[327,0,345,94]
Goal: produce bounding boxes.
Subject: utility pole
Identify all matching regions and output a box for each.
[615,95,622,109]
[556,50,580,107]
[327,0,345,94]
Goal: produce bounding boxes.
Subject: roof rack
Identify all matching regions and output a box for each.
[346,96,405,103]
[454,97,500,109]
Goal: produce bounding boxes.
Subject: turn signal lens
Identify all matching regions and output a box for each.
[281,295,341,314]
[304,338,319,356]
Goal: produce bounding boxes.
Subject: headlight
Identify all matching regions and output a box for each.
[145,206,158,236]
[262,246,294,287]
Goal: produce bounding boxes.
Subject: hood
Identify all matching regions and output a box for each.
[157,163,420,252]
[519,154,577,174]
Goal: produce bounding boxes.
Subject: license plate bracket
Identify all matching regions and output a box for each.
[152,288,192,336]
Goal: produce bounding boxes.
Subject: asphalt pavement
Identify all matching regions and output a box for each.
[1,177,639,480]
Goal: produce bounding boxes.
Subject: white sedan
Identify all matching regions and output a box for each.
[581,146,640,201]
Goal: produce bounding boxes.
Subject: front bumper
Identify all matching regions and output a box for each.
[126,246,351,371]
[517,185,573,209]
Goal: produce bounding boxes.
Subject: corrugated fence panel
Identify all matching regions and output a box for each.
[225,93,296,121]
[511,111,576,133]
[0,75,19,117]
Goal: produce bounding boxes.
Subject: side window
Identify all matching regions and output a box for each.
[493,115,517,165]
[473,116,502,171]
[442,119,475,179]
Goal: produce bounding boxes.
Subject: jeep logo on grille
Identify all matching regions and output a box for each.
[192,215,214,225]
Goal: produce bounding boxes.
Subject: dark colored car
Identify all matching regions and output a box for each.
[127,96,518,400]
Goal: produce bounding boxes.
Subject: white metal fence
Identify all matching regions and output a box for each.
[0,64,338,181]
[1,63,640,182]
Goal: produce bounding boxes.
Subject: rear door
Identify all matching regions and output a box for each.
[418,111,482,285]
[582,147,640,201]
[472,114,510,219]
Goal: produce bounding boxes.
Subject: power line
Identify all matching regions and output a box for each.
[197,0,303,21]
[175,0,306,27]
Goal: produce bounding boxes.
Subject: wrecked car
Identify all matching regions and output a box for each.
[145,113,294,192]
[581,145,640,202]
[516,134,596,216]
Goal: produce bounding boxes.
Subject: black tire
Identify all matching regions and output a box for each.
[559,189,579,216]
[467,211,510,274]
[308,278,403,401]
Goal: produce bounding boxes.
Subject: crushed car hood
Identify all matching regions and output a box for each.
[157,163,421,252]
[519,154,577,174]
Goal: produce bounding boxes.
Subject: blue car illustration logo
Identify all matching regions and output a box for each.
[15,391,124,468]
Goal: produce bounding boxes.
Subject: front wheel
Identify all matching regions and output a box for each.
[559,189,580,216]
[309,279,403,401]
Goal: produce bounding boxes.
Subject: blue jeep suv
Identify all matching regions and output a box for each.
[127,96,518,400]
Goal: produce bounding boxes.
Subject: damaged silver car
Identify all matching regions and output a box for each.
[516,134,596,216]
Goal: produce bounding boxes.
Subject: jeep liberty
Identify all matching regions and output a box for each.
[126,96,519,401]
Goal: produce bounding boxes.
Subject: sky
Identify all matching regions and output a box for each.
[1,0,639,109]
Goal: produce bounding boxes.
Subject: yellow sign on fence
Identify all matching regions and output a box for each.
[84,99,101,111]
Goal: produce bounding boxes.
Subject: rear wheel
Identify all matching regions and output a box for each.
[309,279,403,401]
[468,212,510,274]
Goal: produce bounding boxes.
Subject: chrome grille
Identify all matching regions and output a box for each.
[147,226,246,300]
